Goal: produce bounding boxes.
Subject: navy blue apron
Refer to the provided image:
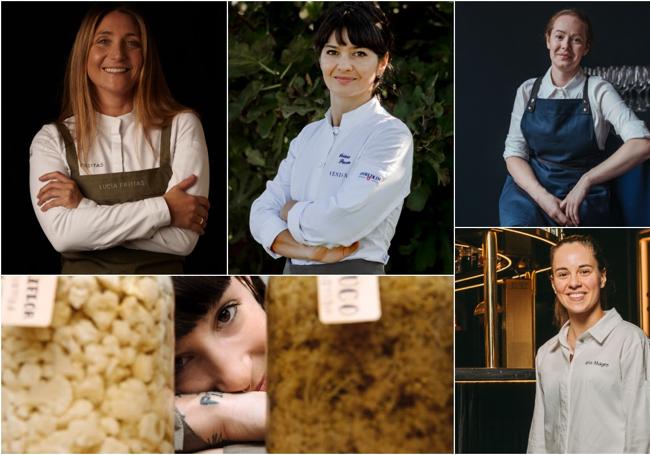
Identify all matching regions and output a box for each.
[614,162,650,226]
[499,76,610,226]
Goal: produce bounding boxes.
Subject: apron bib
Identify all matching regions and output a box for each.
[499,76,611,226]
[55,122,184,274]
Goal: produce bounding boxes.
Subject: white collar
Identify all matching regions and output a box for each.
[96,111,136,133]
[556,308,622,350]
[325,97,381,132]
[539,66,586,97]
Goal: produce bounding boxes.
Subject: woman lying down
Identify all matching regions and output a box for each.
[172,277,267,453]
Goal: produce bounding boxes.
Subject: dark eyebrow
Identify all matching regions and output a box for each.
[324,43,365,50]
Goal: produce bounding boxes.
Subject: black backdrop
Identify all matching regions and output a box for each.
[455,1,650,227]
[1,2,226,273]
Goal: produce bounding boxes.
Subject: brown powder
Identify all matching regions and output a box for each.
[266,276,453,453]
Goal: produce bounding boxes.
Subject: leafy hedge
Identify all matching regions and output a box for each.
[228,1,453,273]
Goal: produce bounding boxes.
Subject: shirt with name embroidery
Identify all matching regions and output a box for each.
[527,308,650,453]
[249,97,413,265]
[29,111,209,256]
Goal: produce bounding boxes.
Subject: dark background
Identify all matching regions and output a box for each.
[455,228,646,453]
[1,2,226,273]
[455,2,650,226]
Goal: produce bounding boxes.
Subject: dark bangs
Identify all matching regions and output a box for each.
[173,276,266,340]
[314,2,393,58]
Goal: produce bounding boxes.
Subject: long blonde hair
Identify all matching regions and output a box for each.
[60,6,188,164]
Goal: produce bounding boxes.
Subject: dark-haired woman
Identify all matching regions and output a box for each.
[250,2,413,274]
[499,9,650,227]
[173,276,267,453]
[527,235,650,453]
[29,6,209,273]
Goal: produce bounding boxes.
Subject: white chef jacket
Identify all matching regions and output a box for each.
[527,308,650,454]
[504,67,650,160]
[249,97,413,265]
[29,111,209,255]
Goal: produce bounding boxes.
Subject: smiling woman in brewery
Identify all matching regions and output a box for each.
[29,5,209,273]
[528,235,649,453]
[249,2,413,274]
[499,9,650,227]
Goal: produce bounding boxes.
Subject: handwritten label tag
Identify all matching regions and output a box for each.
[317,276,381,324]
[2,276,58,327]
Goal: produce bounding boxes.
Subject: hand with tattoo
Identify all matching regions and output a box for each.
[174,391,267,452]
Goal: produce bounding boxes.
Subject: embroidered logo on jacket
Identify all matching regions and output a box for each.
[98,179,146,191]
[338,153,351,165]
[329,171,348,178]
[359,171,381,183]
[584,360,609,368]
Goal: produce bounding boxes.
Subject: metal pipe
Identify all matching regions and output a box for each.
[483,230,499,368]
[639,236,650,337]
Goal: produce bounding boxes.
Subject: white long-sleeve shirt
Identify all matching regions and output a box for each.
[527,308,650,453]
[504,67,650,160]
[249,97,413,265]
[29,111,209,256]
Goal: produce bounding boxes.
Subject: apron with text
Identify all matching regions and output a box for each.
[499,76,611,226]
[55,122,184,274]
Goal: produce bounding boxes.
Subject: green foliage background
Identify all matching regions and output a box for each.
[228,1,453,273]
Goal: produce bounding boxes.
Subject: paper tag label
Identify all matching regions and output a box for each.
[1,276,58,327]
[317,276,381,324]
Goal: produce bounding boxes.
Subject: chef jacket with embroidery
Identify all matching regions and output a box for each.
[504,67,650,160]
[29,111,209,255]
[527,308,650,453]
[249,97,413,265]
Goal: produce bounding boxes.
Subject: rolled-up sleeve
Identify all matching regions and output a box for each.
[29,125,171,253]
[286,121,413,247]
[527,350,547,454]
[248,138,297,258]
[621,332,650,453]
[504,80,535,161]
[594,79,650,142]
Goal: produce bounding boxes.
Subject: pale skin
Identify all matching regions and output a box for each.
[273,28,388,260]
[550,242,606,352]
[37,11,209,234]
[505,14,650,226]
[174,279,267,451]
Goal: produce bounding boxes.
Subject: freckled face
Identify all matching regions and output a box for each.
[175,279,267,394]
[551,242,606,319]
[545,14,589,75]
[319,28,388,104]
[87,11,143,106]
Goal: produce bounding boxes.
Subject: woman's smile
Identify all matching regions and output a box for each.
[319,28,387,110]
[334,75,357,85]
[102,66,132,74]
[551,242,605,319]
[87,10,143,111]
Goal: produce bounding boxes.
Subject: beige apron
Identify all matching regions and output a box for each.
[55,122,184,274]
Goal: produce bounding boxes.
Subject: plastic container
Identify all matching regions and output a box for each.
[2,276,174,453]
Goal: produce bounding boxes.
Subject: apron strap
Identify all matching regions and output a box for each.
[581,75,591,114]
[526,77,543,113]
[55,122,80,177]
[160,123,172,168]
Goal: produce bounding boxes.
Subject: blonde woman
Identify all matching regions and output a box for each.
[30,6,209,273]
